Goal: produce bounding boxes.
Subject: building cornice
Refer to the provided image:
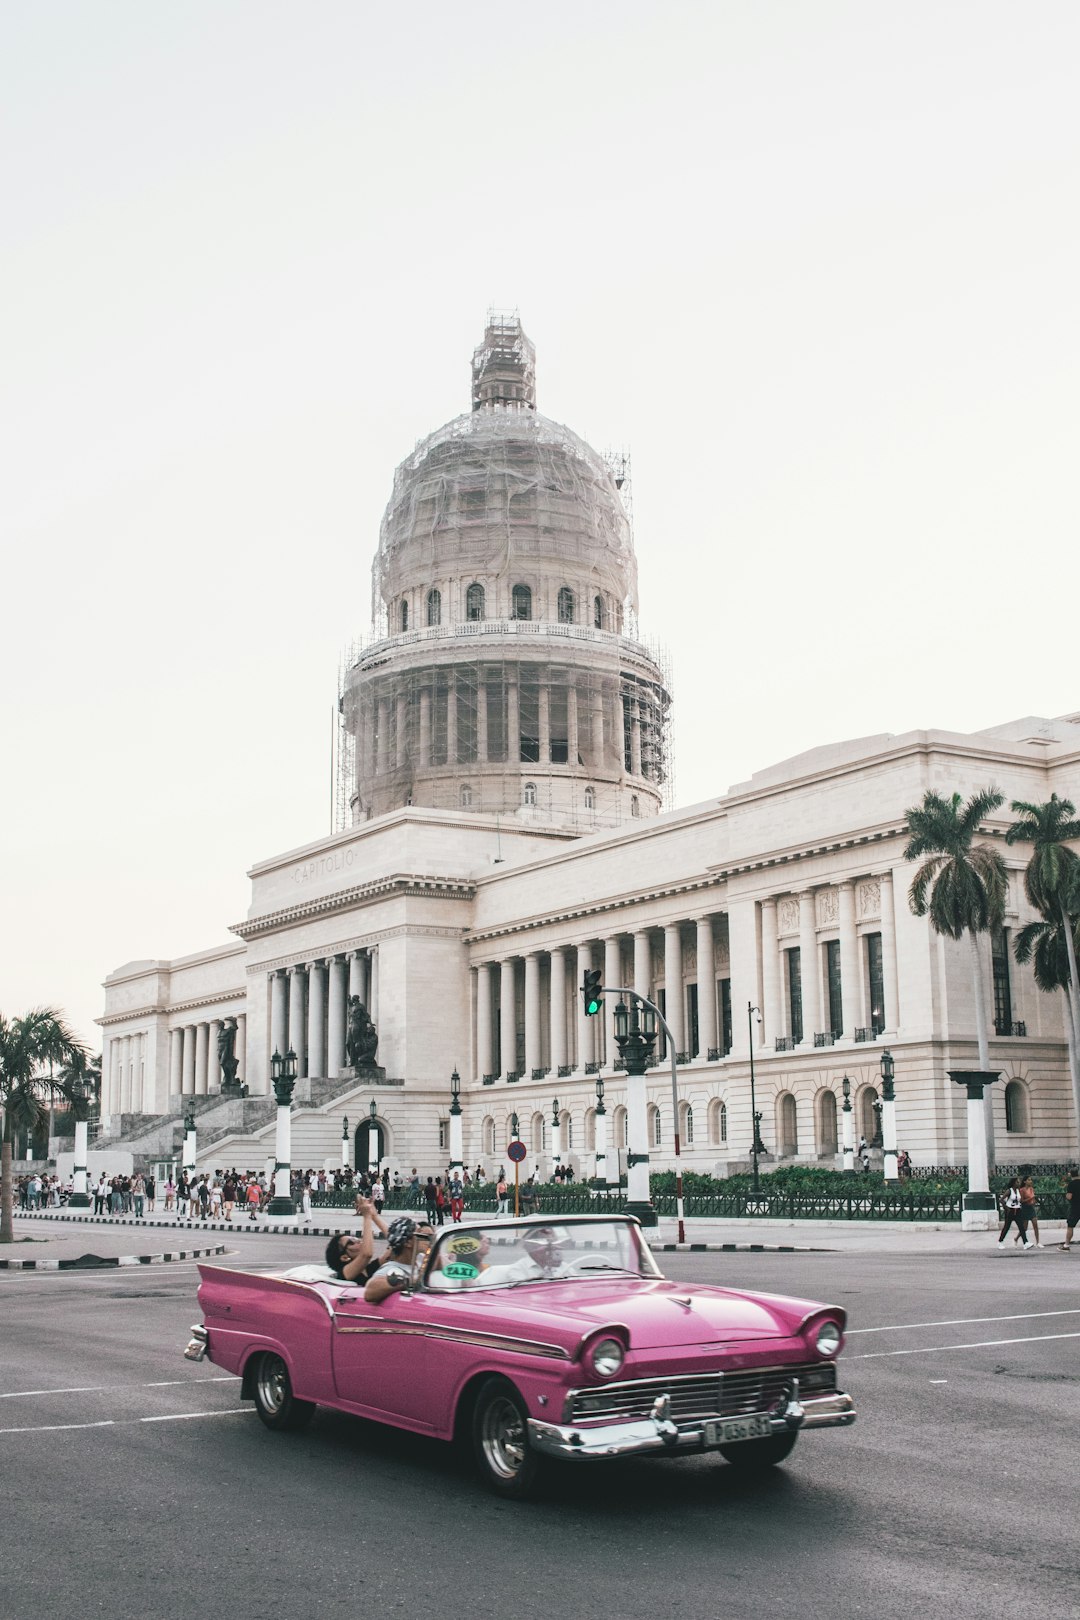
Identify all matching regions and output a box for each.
[232,872,477,941]
[97,986,247,1027]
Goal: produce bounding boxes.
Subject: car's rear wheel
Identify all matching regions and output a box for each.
[472,1377,542,1498]
[718,1430,797,1470]
[250,1351,316,1432]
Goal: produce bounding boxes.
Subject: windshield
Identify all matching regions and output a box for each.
[422,1219,662,1291]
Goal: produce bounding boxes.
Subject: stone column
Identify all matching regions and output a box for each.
[289,967,308,1079]
[369,947,379,1022]
[307,960,327,1079]
[633,930,652,1003]
[575,943,594,1072]
[506,678,520,764]
[629,694,642,777]
[798,892,821,1045]
[446,673,458,765]
[419,686,432,767]
[567,683,579,767]
[727,899,758,1059]
[169,1028,183,1098]
[761,899,781,1049]
[327,955,348,1074]
[549,948,568,1073]
[181,1024,196,1096]
[348,951,363,1001]
[207,1020,222,1092]
[394,690,408,769]
[604,935,622,1068]
[696,916,718,1058]
[376,697,389,774]
[839,881,859,1040]
[664,924,685,1057]
[538,681,551,765]
[270,972,288,1060]
[880,872,900,1033]
[477,673,489,763]
[500,958,517,1078]
[194,1023,209,1096]
[524,953,542,1078]
[477,963,494,1080]
[236,1014,247,1088]
[589,688,604,768]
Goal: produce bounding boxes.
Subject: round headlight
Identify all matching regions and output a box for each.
[815,1321,842,1357]
[591,1337,625,1378]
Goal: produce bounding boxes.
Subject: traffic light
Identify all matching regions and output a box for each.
[582,969,603,1016]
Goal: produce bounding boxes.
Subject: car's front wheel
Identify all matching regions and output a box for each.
[250,1351,316,1432]
[472,1377,542,1498]
[718,1430,797,1470]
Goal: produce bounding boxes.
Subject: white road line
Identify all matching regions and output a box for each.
[848,1308,1080,1335]
[852,1329,1080,1360]
[0,1420,116,1435]
[0,1385,102,1400]
[0,1375,238,1400]
[140,1408,252,1423]
[0,1408,253,1437]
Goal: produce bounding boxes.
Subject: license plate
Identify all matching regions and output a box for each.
[703,1415,772,1446]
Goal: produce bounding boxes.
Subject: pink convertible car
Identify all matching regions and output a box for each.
[185,1214,855,1497]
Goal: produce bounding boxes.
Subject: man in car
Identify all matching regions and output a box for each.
[363,1216,435,1302]
[326,1197,391,1284]
[479,1225,577,1285]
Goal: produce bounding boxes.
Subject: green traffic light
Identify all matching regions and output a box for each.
[583,969,603,1015]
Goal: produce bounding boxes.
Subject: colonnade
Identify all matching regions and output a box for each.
[472,874,900,1083]
[107,1031,147,1115]
[266,947,378,1081]
[168,1014,247,1098]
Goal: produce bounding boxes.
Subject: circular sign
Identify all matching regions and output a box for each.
[507,1140,527,1163]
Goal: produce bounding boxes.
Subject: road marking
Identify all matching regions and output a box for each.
[929,1379,948,1384]
[0,1375,238,1400]
[0,1408,253,1436]
[852,1330,1080,1359]
[0,1386,101,1400]
[848,1308,1080,1335]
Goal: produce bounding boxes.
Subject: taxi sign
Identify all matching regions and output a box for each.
[507,1140,527,1163]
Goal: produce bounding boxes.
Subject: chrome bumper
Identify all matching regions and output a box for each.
[183,1324,208,1362]
[528,1389,856,1462]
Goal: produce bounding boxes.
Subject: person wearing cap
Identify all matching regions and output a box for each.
[479,1226,574,1285]
[363,1216,435,1303]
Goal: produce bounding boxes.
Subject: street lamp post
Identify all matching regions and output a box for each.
[367,1098,380,1179]
[550,1098,562,1180]
[747,1003,762,1194]
[510,1112,521,1216]
[266,1049,298,1218]
[341,1116,350,1171]
[448,1070,464,1182]
[841,1076,855,1175]
[613,1000,658,1227]
[594,1074,607,1189]
[879,1050,899,1185]
[68,1076,92,1208]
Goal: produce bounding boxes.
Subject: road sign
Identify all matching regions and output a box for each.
[507,1140,527,1163]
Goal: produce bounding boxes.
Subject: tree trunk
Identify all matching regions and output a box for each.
[1060,901,1080,1149]
[1,1129,14,1244]
[1062,984,1080,1156]
[968,931,995,1162]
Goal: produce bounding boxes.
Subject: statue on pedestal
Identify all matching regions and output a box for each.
[218,1018,240,1092]
[346,997,379,1070]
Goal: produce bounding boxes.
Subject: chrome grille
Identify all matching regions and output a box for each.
[566,1362,836,1425]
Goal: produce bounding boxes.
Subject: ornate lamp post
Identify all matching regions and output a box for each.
[367,1098,380,1179]
[448,1070,464,1182]
[747,1003,762,1194]
[68,1075,92,1208]
[593,1073,608,1189]
[182,1109,197,1177]
[879,1050,899,1184]
[266,1048,298,1218]
[613,999,658,1226]
[841,1075,855,1175]
[550,1097,562,1180]
[341,1115,350,1171]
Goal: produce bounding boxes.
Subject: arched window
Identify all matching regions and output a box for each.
[680,1101,694,1145]
[511,584,532,620]
[400,600,409,631]
[560,1110,573,1150]
[649,1104,662,1147]
[426,589,441,627]
[466,582,485,621]
[709,1098,725,1144]
[557,586,575,624]
[460,784,473,808]
[531,1112,545,1154]
[613,1105,628,1149]
[858,1085,879,1145]
[483,1116,495,1155]
[523,781,537,807]
[630,796,640,818]
[777,1093,798,1156]
[720,1100,727,1143]
[594,595,603,629]
[1005,1080,1029,1133]
[584,785,596,811]
[817,1088,838,1155]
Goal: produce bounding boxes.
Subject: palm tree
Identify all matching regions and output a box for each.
[0,1009,86,1243]
[904,787,1008,1072]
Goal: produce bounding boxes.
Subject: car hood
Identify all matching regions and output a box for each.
[420,1278,833,1353]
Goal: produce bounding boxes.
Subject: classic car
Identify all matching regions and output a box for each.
[185,1214,855,1497]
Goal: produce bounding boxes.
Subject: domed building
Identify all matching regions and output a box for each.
[340,315,670,828]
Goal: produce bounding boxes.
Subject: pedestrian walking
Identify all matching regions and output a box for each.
[1060,1167,1080,1250]
[496,1174,509,1217]
[1017,1177,1041,1247]
[997,1178,1033,1249]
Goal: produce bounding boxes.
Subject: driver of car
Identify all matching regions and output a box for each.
[479,1225,576,1285]
[363,1216,434,1303]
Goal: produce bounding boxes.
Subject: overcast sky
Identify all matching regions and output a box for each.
[4,1,1078,1048]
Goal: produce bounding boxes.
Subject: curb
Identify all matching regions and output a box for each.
[654,1241,829,1253]
[0,1242,228,1272]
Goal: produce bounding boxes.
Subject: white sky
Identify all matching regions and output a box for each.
[4,1,1078,1048]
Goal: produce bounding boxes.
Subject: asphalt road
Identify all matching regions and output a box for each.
[3,1236,1076,1620]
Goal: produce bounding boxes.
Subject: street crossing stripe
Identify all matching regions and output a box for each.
[852,1330,1080,1359]
[848,1308,1080,1334]
[0,1409,254,1436]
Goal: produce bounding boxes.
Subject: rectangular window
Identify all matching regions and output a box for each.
[826,939,843,1038]
[992,925,1012,1033]
[787,948,803,1044]
[687,983,699,1059]
[866,933,884,1036]
[438,1120,447,1151]
[720,979,732,1056]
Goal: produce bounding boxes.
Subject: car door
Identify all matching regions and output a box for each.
[329,1287,434,1427]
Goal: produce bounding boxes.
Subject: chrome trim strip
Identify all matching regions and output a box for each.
[530,1392,856,1461]
[332,1317,571,1360]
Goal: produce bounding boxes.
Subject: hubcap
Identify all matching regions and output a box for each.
[481,1395,526,1480]
[257,1356,287,1414]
